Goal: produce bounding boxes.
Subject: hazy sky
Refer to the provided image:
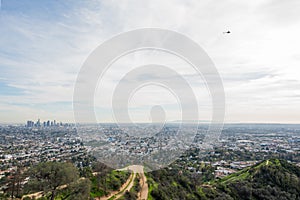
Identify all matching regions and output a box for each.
[1,0,300,123]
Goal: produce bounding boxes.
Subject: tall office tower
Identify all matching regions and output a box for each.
[27,120,32,127]
[37,119,41,127]
[47,120,50,127]
[54,120,56,126]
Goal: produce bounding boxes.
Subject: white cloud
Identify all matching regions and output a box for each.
[1,0,300,123]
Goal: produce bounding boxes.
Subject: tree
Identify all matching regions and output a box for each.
[79,166,93,179]
[92,162,110,194]
[7,165,23,199]
[27,162,79,200]
[67,178,91,200]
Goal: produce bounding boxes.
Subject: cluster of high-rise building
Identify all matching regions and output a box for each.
[26,119,63,128]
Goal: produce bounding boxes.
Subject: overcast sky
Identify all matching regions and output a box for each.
[1,0,300,123]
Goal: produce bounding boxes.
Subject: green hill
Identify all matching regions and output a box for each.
[147,159,300,200]
[210,159,300,200]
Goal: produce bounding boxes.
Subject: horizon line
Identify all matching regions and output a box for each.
[2,121,300,125]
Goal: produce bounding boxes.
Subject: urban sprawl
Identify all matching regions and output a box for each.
[0,121,300,194]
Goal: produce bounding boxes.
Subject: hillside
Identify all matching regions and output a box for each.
[206,159,300,200]
[147,159,300,200]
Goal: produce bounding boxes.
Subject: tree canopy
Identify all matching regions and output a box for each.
[26,162,79,200]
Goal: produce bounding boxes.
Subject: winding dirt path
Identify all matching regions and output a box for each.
[138,171,148,200]
[21,178,85,200]
[124,165,148,200]
[22,165,148,200]
[108,165,148,200]
[97,172,135,200]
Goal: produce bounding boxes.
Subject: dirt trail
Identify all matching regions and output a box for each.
[106,165,149,200]
[96,172,135,200]
[137,171,148,200]
[22,166,148,200]
[123,165,148,200]
[21,178,85,200]
[22,191,43,200]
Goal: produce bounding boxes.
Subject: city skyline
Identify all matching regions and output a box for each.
[1,0,300,123]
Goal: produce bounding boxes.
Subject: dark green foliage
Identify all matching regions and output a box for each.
[123,190,137,200]
[121,173,141,200]
[212,159,300,200]
[147,168,201,199]
[24,161,79,200]
[90,169,131,198]
[79,166,93,179]
[148,159,300,200]
[67,178,91,200]
[0,193,9,200]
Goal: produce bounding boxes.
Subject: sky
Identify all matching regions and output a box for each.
[1,0,300,123]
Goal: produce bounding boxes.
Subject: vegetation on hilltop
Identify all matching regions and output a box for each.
[4,161,130,200]
[212,159,300,200]
[147,159,300,200]
[2,158,299,200]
